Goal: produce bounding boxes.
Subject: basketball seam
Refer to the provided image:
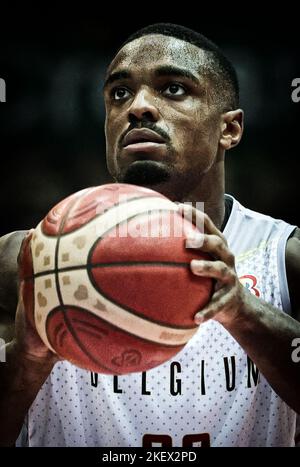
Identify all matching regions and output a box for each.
[46,305,185,349]
[84,206,199,330]
[52,192,114,372]
[42,193,165,237]
[28,261,191,281]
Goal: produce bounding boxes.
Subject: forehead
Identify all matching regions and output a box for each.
[108,34,208,76]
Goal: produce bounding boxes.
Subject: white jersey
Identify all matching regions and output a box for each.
[17,196,298,447]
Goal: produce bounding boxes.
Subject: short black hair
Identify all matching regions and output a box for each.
[120,23,239,110]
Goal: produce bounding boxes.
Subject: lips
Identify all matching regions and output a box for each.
[122,128,166,147]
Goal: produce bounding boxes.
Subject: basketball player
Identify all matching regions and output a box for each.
[0,23,300,447]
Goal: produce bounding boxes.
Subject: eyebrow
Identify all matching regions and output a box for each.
[103,65,200,89]
[103,70,131,89]
[154,65,200,85]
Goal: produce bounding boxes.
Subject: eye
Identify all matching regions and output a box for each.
[111,87,131,101]
[163,83,186,97]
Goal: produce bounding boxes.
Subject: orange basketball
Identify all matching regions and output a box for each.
[20,183,213,374]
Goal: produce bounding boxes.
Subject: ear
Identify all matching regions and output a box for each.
[219,109,244,150]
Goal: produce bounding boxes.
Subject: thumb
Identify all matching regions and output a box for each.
[18,228,35,280]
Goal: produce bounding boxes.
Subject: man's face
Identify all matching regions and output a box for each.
[104,34,223,200]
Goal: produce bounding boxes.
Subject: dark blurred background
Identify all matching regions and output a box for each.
[0,14,299,236]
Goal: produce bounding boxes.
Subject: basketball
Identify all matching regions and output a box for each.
[20,183,213,374]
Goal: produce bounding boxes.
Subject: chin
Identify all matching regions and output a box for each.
[120,160,172,187]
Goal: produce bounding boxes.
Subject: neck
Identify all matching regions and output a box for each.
[184,162,225,230]
[154,160,225,230]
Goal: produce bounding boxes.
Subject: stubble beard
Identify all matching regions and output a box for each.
[115,160,194,203]
[117,160,172,187]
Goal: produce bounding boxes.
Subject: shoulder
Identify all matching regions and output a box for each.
[286,227,300,267]
[286,227,300,321]
[0,230,28,269]
[0,230,27,251]
[0,231,27,316]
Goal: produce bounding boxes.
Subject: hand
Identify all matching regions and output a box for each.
[14,285,59,365]
[179,204,247,326]
[15,230,59,365]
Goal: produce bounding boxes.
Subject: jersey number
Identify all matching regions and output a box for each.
[143,433,210,447]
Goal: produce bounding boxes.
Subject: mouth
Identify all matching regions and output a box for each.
[122,128,166,148]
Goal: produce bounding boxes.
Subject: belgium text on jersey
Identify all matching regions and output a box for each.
[90,355,260,396]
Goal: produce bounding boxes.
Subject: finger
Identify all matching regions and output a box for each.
[178,203,205,234]
[203,213,227,242]
[194,286,233,324]
[191,259,235,283]
[178,203,227,242]
[191,234,235,266]
[17,229,34,266]
[179,204,235,265]
[18,280,25,301]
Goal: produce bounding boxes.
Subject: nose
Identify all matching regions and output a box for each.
[128,88,160,124]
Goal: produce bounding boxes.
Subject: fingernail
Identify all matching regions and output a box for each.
[190,259,201,274]
[186,234,204,249]
[195,313,204,324]
[26,228,34,238]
